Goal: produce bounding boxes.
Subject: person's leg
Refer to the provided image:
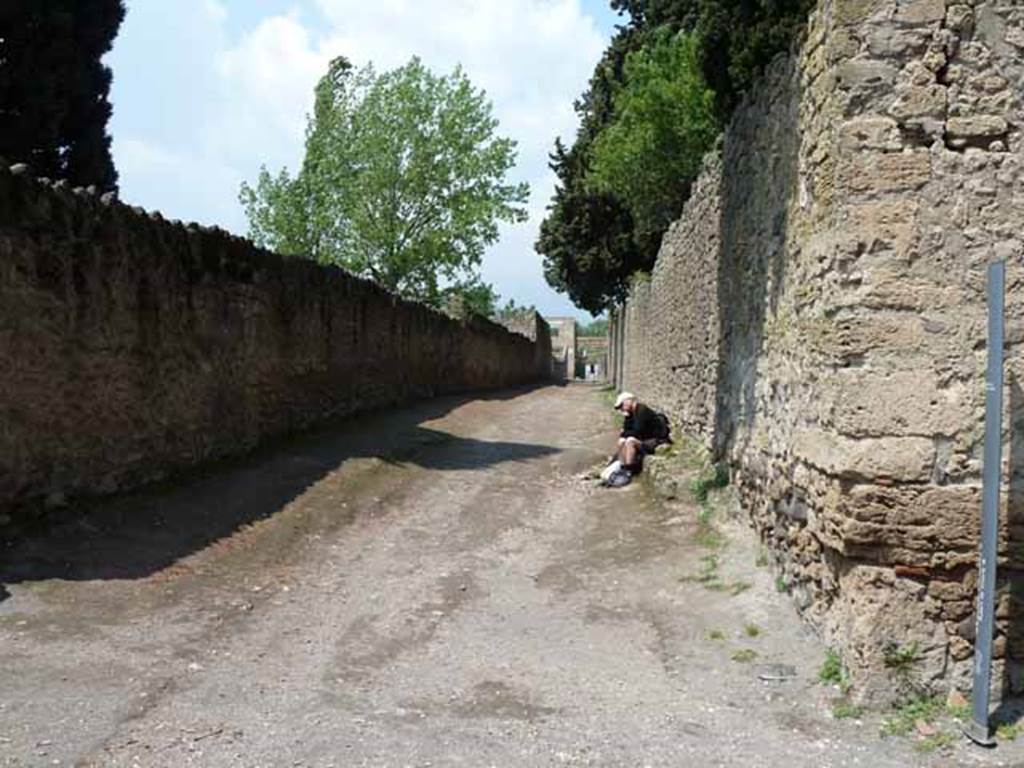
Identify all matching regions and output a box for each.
[621,437,640,469]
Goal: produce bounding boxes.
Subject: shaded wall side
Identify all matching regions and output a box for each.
[0,170,547,514]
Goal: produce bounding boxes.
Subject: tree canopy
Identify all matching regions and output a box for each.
[578,318,609,337]
[537,0,813,313]
[0,0,124,190]
[241,56,529,310]
[588,31,717,245]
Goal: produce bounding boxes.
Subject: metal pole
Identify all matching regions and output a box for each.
[967,260,1006,747]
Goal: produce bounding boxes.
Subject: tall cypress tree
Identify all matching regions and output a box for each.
[0,0,125,191]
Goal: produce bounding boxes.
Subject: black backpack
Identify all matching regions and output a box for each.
[653,410,672,442]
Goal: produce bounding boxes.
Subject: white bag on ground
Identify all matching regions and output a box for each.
[600,460,622,483]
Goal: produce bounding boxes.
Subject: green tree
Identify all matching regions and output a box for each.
[578,318,609,337]
[537,0,814,314]
[441,278,500,319]
[0,0,125,190]
[493,297,539,322]
[611,0,814,116]
[589,31,718,241]
[241,56,529,307]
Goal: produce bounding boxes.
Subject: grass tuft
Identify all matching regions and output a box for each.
[997,722,1024,741]
[690,464,729,504]
[913,731,956,754]
[731,648,758,663]
[880,696,944,737]
[818,649,851,694]
[831,700,863,719]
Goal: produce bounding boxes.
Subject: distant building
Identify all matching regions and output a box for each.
[577,336,607,380]
[545,316,577,381]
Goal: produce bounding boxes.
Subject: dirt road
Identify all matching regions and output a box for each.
[0,384,1017,766]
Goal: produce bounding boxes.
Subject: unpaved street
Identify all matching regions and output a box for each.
[0,385,1016,766]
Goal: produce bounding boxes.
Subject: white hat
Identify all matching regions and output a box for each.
[614,391,635,410]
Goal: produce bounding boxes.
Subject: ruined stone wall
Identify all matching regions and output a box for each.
[499,310,553,380]
[608,154,724,447]
[0,166,551,518]
[610,0,1024,702]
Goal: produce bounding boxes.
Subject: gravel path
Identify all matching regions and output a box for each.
[1,383,1020,767]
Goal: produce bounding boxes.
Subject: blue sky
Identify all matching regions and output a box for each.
[107,1,623,320]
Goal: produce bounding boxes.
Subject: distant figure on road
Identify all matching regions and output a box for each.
[600,392,671,487]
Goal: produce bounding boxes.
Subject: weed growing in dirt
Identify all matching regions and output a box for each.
[831,700,863,719]
[880,696,944,737]
[731,649,758,663]
[680,554,724,589]
[913,731,956,754]
[729,581,752,596]
[945,698,969,722]
[690,464,729,504]
[997,722,1024,741]
[744,623,760,637]
[694,522,725,550]
[709,629,725,641]
[774,576,788,593]
[679,552,748,595]
[818,649,851,693]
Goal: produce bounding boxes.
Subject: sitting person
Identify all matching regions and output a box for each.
[602,392,671,486]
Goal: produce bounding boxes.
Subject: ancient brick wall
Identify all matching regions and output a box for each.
[0,166,551,518]
[610,0,1024,702]
[498,310,553,380]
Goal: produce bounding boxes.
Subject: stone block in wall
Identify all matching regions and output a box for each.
[825,484,981,566]
[834,0,892,27]
[843,197,919,257]
[828,370,976,438]
[946,115,1010,147]
[841,151,932,195]
[794,429,935,482]
[894,0,947,25]
[837,58,899,94]
[846,268,970,312]
[887,84,948,123]
[839,117,904,152]
[865,26,932,58]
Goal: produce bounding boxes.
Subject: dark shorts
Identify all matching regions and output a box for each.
[639,438,663,455]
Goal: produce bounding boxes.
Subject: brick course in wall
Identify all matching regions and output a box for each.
[0,165,551,519]
[610,0,1024,702]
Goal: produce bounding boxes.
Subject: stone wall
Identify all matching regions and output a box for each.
[610,0,1024,702]
[498,310,553,380]
[0,165,551,519]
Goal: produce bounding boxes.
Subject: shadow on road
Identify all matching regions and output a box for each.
[0,385,560,597]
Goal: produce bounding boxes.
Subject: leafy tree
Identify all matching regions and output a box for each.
[493,298,539,322]
[0,0,125,190]
[578,318,609,337]
[589,31,718,242]
[441,278,500,319]
[537,0,813,314]
[241,56,529,307]
[535,28,661,315]
[611,0,814,115]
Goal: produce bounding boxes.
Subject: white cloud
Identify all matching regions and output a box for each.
[110,0,607,316]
